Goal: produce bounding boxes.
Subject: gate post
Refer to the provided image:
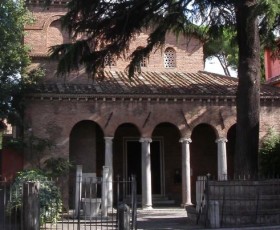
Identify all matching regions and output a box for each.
[0,183,6,229]
[208,200,220,228]
[23,182,40,230]
[131,175,137,230]
[118,203,130,230]
[75,165,83,218]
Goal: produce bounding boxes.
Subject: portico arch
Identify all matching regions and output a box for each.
[190,123,218,202]
[113,123,141,190]
[69,120,105,207]
[152,122,181,203]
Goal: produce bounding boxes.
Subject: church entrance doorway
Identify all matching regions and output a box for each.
[125,139,163,195]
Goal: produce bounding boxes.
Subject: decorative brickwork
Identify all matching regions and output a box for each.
[164,47,177,68]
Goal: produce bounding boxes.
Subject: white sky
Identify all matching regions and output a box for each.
[204,57,237,77]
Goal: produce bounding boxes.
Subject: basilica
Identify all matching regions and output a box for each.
[24,0,280,209]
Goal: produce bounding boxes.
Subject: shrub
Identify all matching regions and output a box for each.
[44,157,72,178]
[259,129,280,177]
[7,169,62,225]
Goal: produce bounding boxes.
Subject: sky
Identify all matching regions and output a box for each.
[204,57,237,77]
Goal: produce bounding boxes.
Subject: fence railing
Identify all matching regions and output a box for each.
[196,175,280,228]
[0,175,137,230]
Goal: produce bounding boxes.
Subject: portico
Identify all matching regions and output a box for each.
[100,122,231,209]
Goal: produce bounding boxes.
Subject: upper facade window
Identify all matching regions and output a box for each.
[164,47,176,68]
[104,54,116,67]
[136,46,147,67]
[140,57,147,67]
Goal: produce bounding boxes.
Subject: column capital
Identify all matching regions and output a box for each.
[139,137,152,143]
[216,137,228,143]
[104,137,114,142]
[179,138,192,144]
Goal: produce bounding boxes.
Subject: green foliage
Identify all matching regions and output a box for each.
[0,0,31,120]
[258,0,280,46]
[4,138,25,150]
[204,27,238,76]
[204,26,267,79]
[8,68,46,127]
[259,129,280,177]
[22,67,46,86]
[25,134,54,169]
[7,169,62,225]
[44,157,73,178]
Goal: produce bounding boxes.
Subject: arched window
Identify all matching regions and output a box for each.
[164,47,176,68]
[140,57,147,67]
[47,19,70,49]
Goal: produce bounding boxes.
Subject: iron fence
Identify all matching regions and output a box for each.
[0,175,137,230]
[196,175,280,228]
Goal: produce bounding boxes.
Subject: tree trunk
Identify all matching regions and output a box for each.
[235,0,260,177]
[217,55,231,77]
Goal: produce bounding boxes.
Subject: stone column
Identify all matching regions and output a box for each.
[140,137,153,209]
[180,138,192,206]
[75,165,83,218]
[102,166,109,217]
[104,137,114,207]
[216,137,228,180]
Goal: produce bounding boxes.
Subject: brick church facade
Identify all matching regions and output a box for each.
[24,0,280,209]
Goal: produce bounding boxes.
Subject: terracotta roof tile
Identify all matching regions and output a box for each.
[28,71,280,97]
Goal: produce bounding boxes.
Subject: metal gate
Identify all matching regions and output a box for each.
[0,176,137,230]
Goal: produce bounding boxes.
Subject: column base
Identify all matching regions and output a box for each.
[142,205,153,210]
[184,204,197,221]
[181,202,193,208]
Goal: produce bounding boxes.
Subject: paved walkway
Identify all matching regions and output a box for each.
[137,207,203,229]
[136,207,280,230]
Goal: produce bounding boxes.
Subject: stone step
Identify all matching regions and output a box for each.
[126,195,176,206]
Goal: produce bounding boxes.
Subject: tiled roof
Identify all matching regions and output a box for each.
[28,71,280,98]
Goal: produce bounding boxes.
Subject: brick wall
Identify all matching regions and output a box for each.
[23,96,280,204]
[25,5,204,78]
[23,97,280,166]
